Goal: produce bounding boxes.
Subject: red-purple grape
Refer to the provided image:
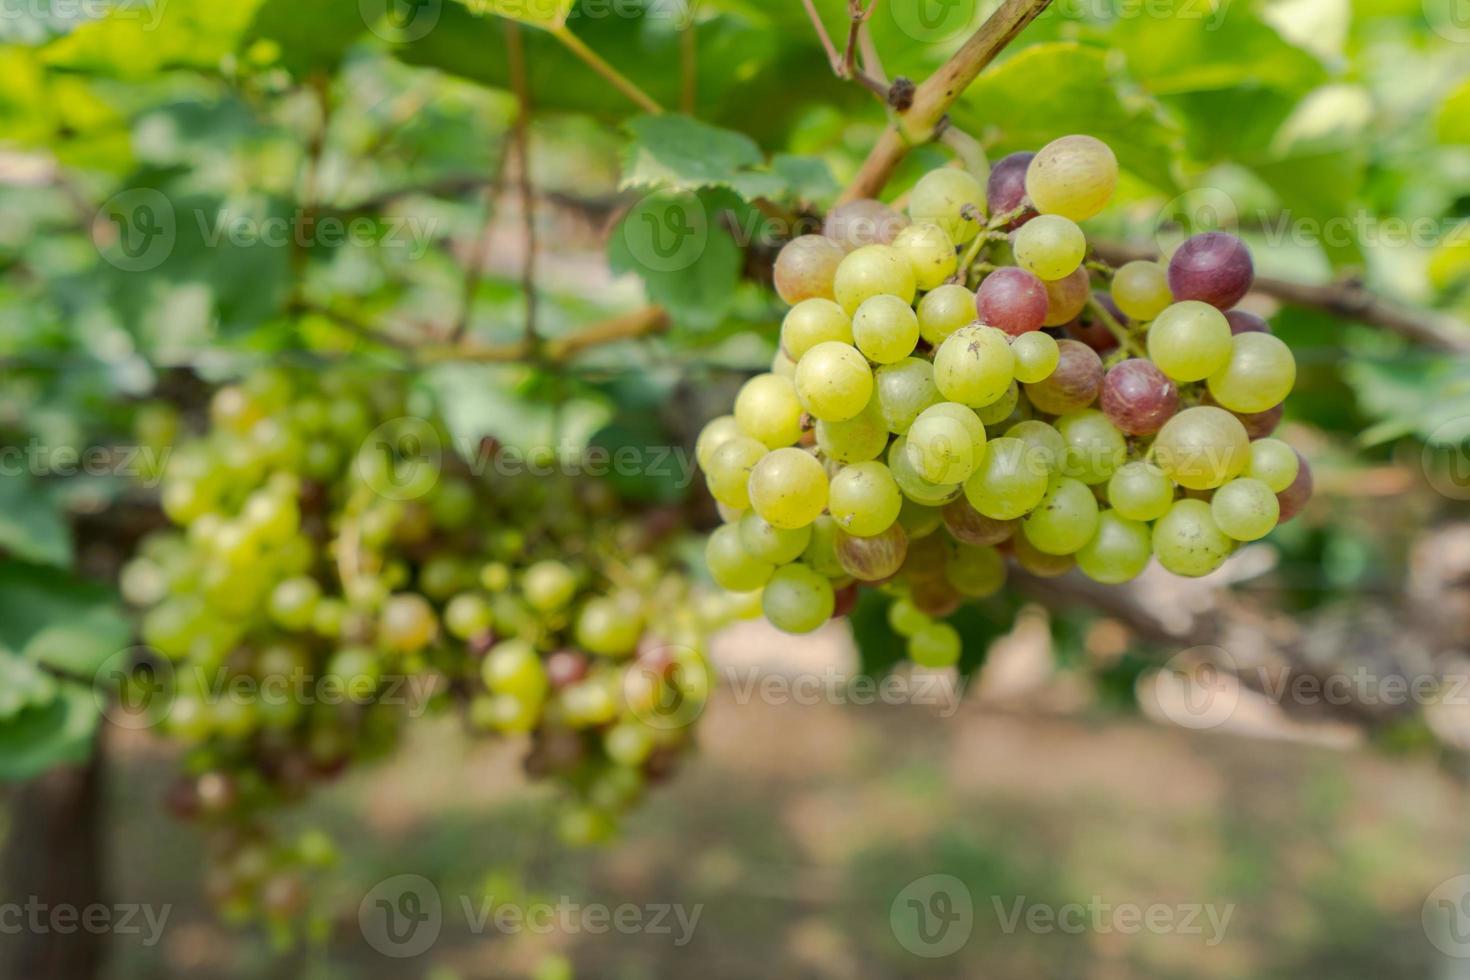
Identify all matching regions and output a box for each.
[976,267,1048,336]
[1276,451,1313,522]
[1206,393,1283,439]
[1023,339,1104,415]
[1168,232,1254,309]
[836,523,908,581]
[1042,266,1091,327]
[1100,359,1179,436]
[909,576,963,617]
[1225,309,1271,335]
[824,199,909,252]
[986,152,1037,230]
[941,497,1018,545]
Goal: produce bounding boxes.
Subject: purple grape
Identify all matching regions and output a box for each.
[1168,232,1254,309]
[986,152,1037,230]
[976,267,1048,336]
[941,498,1018,545]
[836,523,908,581]
[1100,359,1179,436]
[1206,393,1282,439]
[1023,339,1104,415]
[1224,309,1271,335]
[1276,451,1313,522]
[909,576,962,617]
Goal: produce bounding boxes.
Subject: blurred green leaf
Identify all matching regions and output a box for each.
[1436,79,1470,145]
[0,681,99,781]
[468,0,574,29]
[0,562,130,679]
[0,475,72,568]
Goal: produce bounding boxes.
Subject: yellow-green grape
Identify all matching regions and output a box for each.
[1012,215,1086,281]
[1013,526,1076,577]
[828,461,903,536]
[761,564,835,634]
[888,437,963,506]
[1012,331,1059,384]
[523,560,577,612]
[781,298,852,360]
[705,523,776,591]
[739,511,812,565]
[874,357,941,433]
[975,381,1020,426]
[575,596,643,656]
[795,341,874,422]
[772,349,796,378]
[1146,301,1232,382]
[934,325,1016,408]
[898,498,944,538]
[1106,461,1174,522]
[1206,333,1297,414]
[908,621,961,668]
[802,515,844,577]
[1022,477,1100,555]
[773,234,844,304]
[908,168,985,245]
[916,284,977,346]
[815,396,889,463]
[604,723,653,768]
[963,436,1049,519]
[734,373,803,448]
[748,447,829,529]
[907,404,984,484]
[833,244,916,314]
[888,597,930,637]
[1210,477,1280,542]
[852,295,921,365]
[380,594,437,652]
[1024,135,1118,222]
[1153,406,1249,490]
[891,222,958,290]
[1055,409,1126,485]
[1110,260,1172,321]
[445,593,494,640]
[481,639,547,700]
[1005,419,1065,478]
[1245,438,1300,493]
[268,576,320,630]
[1152,498,1234,577]
[705,435,767,509]
[1075,511,1152,584]
[946,544,1006,597]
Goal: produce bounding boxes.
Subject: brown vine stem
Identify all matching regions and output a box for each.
[802,0,891,99]
[838,0,1055,204]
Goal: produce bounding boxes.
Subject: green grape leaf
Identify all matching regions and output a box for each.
[606,188,743,330]
[243,0,368,75]
[622,114,765,193]
[422,363,614,461]
[0,475,72,569]
[0,650,60,721]
[41,0,265,78]
[462,0,574,29]
[0,562,131,680]
[1345,356,1470,444]
[0,682,100,781]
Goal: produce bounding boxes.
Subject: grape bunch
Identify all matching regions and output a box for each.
[698,134,1312,664]
[118,366,730,933]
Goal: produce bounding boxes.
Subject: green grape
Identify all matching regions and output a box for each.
[815,396,890,463]
[1012,527,1075,577]
[771,349,796,378]
[781,298,852,360]
[1075,511,1152,584]
[1012,331,1059,384]
[975,381,1020,426]
[1024,135,1118,222]
[934,325,1016,408]
[888,437,963,506]
[705,523,776,591]
[945,544,1006,597]
[906,406,982,484]
[445,593,494,639]
[523,560,578,612]
[887,597,930,637]
[892,222,958,290]
[380,594,437,652]
[1110,260,1172,321]
[1055,409,1126,485]
[1012,214,1086,281]
[833,244,916,314]
[1106,461,1174,522]
[916,284,976,346]
[898,498,944,538]
[575,596,643,656]
[705,435,767,510]
[430,480,476,529]
[734,373,803,448]
[605,723,654,768]
[874,357,941,434]
[1206,332,1296,414]
[268,576,320,631]
[908,621,961,667]
[908,168,984,245]
[739,511,812,565]
[421,555,470,600]
[1004,419,1065,478]
[795,341,874,422]
[748,447,829,529]
[1022,477,1099,555]
[481,639,548,700]
[761,564,835,634]
[1153,406,1249,490]
[852,295,921,364]
[828,461,903,536]
[1210,477,1280,542]
[1146,301,1232,382]
[1152,498,1234,577]
[963,436,1049,519]
[802,515,844,577]
[1245,438,1300,493]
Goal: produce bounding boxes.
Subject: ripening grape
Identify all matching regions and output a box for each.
[1075,511,1152,584]
[1055,409,1126,485]
[888,437,962,506]
[1005,419,1065,478]
[1167,232,1254,310]
[1023,339,1102,415]
[908,621,961,668]
[1153,406,1249,490]
[852,295,921,365]
[1011,331,1059,384]
[781,299,853,360]
[833,244,916,314]
[774,234,844,304]
[1012,526,1076,578]
[1245,438,1300,493]
[1276,451,1313,522]
[1210,477,1280,542]
[941,497,1017,545]
[888,597,930,637]
[705,435,766,509]
[1013,215,1086,281]
[1152,498,1234,577]
[828,461,903,536]
[899,498,944,538]
[892,223,958,290]
[1146,301,1233,382]
[748,448,828,529]
[735,373,803,448]
[1025,135,1118,222]
[762,564,835,633]
[1206,332,1297,414]
[1224,309,1271,335]
[1230,402,1283,440]
[802,515,844,577]
[1022,477,1100,555]
[986,151,1037,228]
[1099,359,1178,436]
[795,342,874,421]
[934,325,1015,408]
[874,357,941,433]
[1106,461,1174,522]
[739,511,812,565]
[380,593,437,652]
[964,436,1049,519]
[705,524,776,591]
[815,397,889,463]
[1110,261,1172,321]
[836,523,908,581]
[907,403,985,484]
[946,544,1006,597]
[1042,266,1091,326]
[976,267,1048,336]
[908,168,984,245]
[975,381,1020,426]
[916,284,976,346]
[824,198,908,252]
